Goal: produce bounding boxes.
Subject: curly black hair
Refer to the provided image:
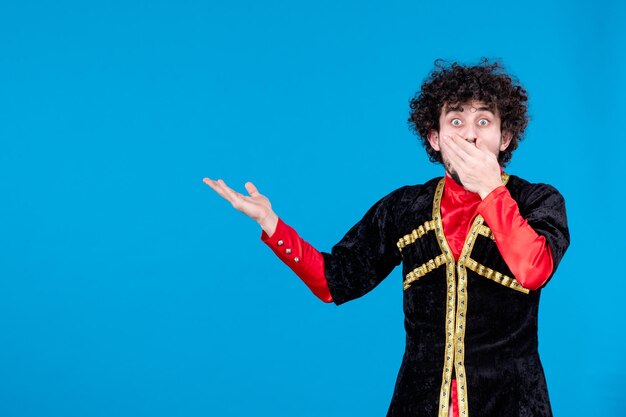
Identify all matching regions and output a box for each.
[408,58,529,166]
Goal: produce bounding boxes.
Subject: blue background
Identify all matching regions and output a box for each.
[1,0,624,416]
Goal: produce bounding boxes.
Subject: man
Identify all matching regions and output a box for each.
[204,59,570,417]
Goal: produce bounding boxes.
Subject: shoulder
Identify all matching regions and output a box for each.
[358,178,441,235]
[376,177,441,212]
[505,174,566,212]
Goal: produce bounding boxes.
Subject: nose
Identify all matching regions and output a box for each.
[464,124,478,143]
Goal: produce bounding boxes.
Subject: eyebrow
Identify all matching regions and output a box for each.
[445,106,494,115]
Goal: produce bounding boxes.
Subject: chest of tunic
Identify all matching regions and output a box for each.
[395,175,539,417]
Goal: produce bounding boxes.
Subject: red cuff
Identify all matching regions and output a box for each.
[261,218,333,303]
[477,186,554,290]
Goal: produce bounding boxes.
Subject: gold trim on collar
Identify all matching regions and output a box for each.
[433,178,457,417]
[396,220,436,251]
[454,215,485,417]
[464,258,530,294]
[433,172,510,417]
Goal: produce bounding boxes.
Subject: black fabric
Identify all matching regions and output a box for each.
[506,176,570,287]
[321,185,412,305]
[322,175,569,417]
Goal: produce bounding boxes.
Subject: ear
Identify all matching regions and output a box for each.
[427,130,441,151]
[500,131,513,151]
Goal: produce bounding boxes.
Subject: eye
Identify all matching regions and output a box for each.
[451,118,462,127]
[478,118,490,127]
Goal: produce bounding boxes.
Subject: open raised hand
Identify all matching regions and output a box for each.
[203,177,279,235]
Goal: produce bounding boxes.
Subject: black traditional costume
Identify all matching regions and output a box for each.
[263,173,569,417]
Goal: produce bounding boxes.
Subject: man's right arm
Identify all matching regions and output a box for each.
[258,193,404,306]
[204,177,403,305]
[261,218,333,303]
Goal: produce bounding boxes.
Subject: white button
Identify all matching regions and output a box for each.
[294,257,300,263]
[277,240,284,246]
[286,248,292,254]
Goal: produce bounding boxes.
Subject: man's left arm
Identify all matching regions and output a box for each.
[477,185,570,290]
[440,134,570,290]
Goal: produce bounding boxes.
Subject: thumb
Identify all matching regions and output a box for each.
[244,181,260,196]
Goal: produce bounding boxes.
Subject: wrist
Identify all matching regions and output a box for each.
[478,181,503,200]
[258,211,279,237]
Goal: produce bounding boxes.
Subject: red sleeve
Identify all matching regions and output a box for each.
[477,186,554,291]
[261,218,333,303]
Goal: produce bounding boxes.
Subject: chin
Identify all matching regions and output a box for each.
[450,171,464,187]
[443,158,464,187]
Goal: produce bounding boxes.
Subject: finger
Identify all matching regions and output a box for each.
[203,177,225,195]
[204,178,237,204]
[203,177,227,191]
[217,179,244,204]
[451,133,491,158]
[444,134,474,158]
[445,135,487,166]
[441,137,470,176]
[245,181,260,196]
[441,135,468,163]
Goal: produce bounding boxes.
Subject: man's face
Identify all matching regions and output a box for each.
[427,100,512,178]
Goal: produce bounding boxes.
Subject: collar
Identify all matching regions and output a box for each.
[444,172,467,194]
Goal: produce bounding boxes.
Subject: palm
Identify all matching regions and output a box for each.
[203,177,271,222]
